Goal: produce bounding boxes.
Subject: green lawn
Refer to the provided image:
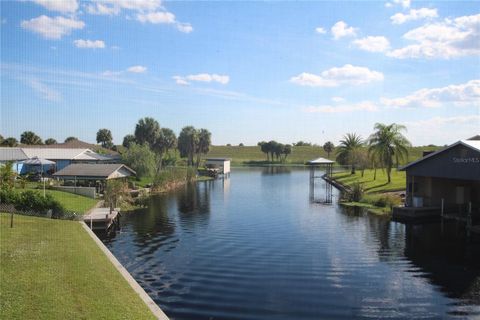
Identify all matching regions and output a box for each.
[0,213,157,320]
[20,186,99,214]
[332,168,406,193]
[208,145,440,166]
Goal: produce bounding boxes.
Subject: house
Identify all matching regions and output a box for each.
[393,138,480,221]
[53,163,136,198]
[205,158,231,176]
[0,147,119,175]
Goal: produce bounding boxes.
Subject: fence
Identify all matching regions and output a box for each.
[0,203,80,220]
[52,186,96,199]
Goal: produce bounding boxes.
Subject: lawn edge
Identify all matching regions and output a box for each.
[79,222,169,320]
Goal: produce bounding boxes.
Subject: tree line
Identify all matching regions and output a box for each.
[335,123,411,183]
[121,117,211,178]
[0,131,110,148]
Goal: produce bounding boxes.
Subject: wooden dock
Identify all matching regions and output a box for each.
[84,208,120,231]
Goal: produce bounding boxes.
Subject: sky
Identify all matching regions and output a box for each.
[1,0,479,146]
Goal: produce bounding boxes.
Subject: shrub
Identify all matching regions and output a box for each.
[373,194,401,208]
[0,188,19,204]
[348,183,364,202]
[14,190,65,218]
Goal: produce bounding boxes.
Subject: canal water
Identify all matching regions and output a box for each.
[101,167,480,319]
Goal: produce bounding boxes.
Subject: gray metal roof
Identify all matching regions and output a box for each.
[307,157,335,165]
[400,139,480,171]
[0,148,28,161]
[53,163,136,179]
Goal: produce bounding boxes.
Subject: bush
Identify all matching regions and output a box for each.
[14,190,65,218]
[0,188,19,204]
[153,167,194,189]
[348,183,364,202]
[373,194,401,208]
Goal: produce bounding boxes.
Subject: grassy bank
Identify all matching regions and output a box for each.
[0,213,156,320]
[332,168,406,193]
[18,184,99,214]
[207,145,439,166]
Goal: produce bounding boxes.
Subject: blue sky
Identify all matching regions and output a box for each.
[1,0,479,146]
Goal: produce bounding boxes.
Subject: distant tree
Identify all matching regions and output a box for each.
[122,134,136,148]
[239,143,244,147]
[196,129,211,167]
[160,128,177,153]
[226,143,232,146]
[323,141,335,158]
[178,126,199,166]
[336,133,363,174]
[258,141,269,161]
[2,137,18,147]
[64,137,78,143]
[45,138,57,145]
[20,131,43,145]
[368,123,411,183]
[96,128,113,149]
[134,117,160,147]
[122,143,156,178]
[0,135,3,145]
[282,144,292,161]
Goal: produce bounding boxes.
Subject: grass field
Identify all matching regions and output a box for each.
[332,168,406,193]
[0,213,156,320]
[207,145,439,166]
[20,184,99,214]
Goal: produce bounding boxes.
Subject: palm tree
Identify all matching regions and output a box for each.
[20,131,43,145]
[323,141,335,159]
[368,123,411,183]
[196,129,211,167]
[45,138,57,145]
[178,126,199,166]
[161,128,177,153]
[134,117,160,147]
[64,136,78,143]
[336,133,363,174]
[96,128,113,149]
[2,137,18,147]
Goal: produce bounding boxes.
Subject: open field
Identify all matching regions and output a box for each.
[332,168,406,193]
[207,145,440,165]
[0,213,156,320]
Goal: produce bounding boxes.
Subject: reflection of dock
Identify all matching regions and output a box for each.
[84,208,120,231]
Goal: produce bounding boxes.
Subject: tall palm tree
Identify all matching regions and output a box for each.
[323,141,335,159]
[336,133,363,174]
[368,123,411,183]
[196,129,211,167]
[178,126,199,166]
[20,131,43,145]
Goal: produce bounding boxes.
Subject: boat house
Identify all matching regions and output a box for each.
[393,139,480,221]
[205,158,231,176]
[53,163,136,198]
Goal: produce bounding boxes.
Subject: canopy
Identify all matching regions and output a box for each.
[307,157,334,165]
[21,157,56,165]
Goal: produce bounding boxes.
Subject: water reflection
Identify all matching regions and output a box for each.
[100,168,479,320]
[261,166,292,175]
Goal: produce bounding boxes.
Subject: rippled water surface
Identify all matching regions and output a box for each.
[102,167,480,319]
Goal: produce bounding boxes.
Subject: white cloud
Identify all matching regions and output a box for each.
[176,22,193,33]
[290,64,384,87]
[136,11,175,24]
[331,97,346,103]
[404,115,480,145]
[353,36,390,52]
[73,39,105,49]
[390,8,438,24]
[331,21,357,39]
[127,65,147,73]
[388,13,480,59]
[32,0,78,13]
[85,0,161,15]
[174,73,230,85]
[304,101,378,113]
[315,27,326,34]
[381,79,480,108]
[27,78,62,101]
[21,15,84,39]
[386,0,411,9]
